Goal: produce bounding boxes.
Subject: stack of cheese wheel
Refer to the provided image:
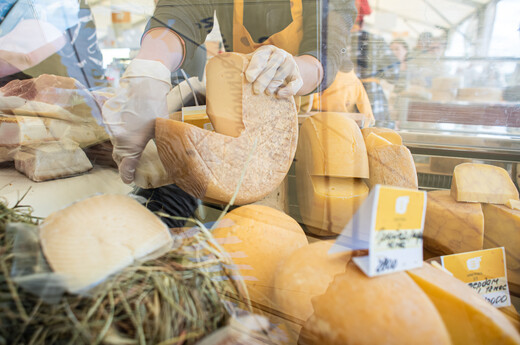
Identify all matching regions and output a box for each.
[295,113,369,236]
[211,205,308,308]
[422,163,520,295]
[295,261,520,345]
[361,127,418,189]
[155,52,298,205]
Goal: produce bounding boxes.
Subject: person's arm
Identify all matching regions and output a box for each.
[136,28,185,72]
[294,55,324,95]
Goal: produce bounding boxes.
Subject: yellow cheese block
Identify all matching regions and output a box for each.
[272,240,351,321]
[361,127,403,145]
[206,54,245,137]
[300,261,451,345]
[407,263,520,345]
[296,112,369,178]
[482,204,520,270]
[451,163,519,204]
[366,144,418,189]
[423,190,484,256]
[296,175,369,236]
[364,132,392,151]
[211,205,308,308]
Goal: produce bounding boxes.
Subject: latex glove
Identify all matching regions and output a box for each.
[102,59,171,184]
[245,45,303,98]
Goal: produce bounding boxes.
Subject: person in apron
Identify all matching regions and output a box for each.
[103,0,357,185]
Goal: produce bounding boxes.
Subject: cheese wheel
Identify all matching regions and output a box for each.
[272,241,351,321]
[40,194,173,293]
[211,205,308,307]
[407,263,520,345]
[299,261,451,345]
[156,52,298,205]
[451,163,519,204]
[366,144,418,189]
[423,190,484,256]
[361,127,402,145]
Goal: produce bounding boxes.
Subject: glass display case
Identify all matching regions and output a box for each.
[0,0,519,343]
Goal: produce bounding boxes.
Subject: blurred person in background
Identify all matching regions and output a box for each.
[0,0,105,89]
[346,0,400,126]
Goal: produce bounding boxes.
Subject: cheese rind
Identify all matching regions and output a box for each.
[423,190,484,256]
[40,194,173,293]
[366,144,418,189]
[407,263,520,345]
[300,262,451,345]
[211,205,308,307]
[14,141,93,182]
[361,127,403,145]
[297,112,369,178]
[482,204,520,271]
[451,163,519,204]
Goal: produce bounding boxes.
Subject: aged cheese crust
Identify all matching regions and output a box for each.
[366,144,418,189]
[156,53,298,205]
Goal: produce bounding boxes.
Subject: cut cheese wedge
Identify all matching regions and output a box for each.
[273,240,351,321]
[506,199,520,211]
[156,52,298,205]
[451,163,519,204]
[300,261,451,345]
[366,144,418,189]
[424,190,484,256]
[39,194,173,293]
[364,132,392,151]
[407,263,520,345]
[297,112,369,178]
[211,205,308,308]
[361,127,402,145]
[0,115,52,146]
[14,141,93,182]
[297,175,368,236]
[482,204,520,270]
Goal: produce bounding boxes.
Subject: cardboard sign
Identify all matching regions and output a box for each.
[441,248,511,307]
[331,185,426,277]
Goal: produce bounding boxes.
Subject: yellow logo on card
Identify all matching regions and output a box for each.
[375,186,425,231]
[442,248,506,283]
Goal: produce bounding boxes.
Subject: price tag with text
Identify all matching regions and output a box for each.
[441,248,511,307]
[331,185,426,277]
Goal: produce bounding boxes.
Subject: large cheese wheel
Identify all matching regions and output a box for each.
[272,241,351,321]
[156,53,298,204]
[40,194,172,293]
[211,205,308,307]
[423,190,484,256]
[451,163,519,204]
[299,261,451,345]
[407,263,520,345]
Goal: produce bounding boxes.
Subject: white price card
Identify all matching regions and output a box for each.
[330,185,426,277]
[441,248,511,308]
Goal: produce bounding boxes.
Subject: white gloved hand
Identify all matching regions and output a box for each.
[245,45,303,98]
[102,59,171,184]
